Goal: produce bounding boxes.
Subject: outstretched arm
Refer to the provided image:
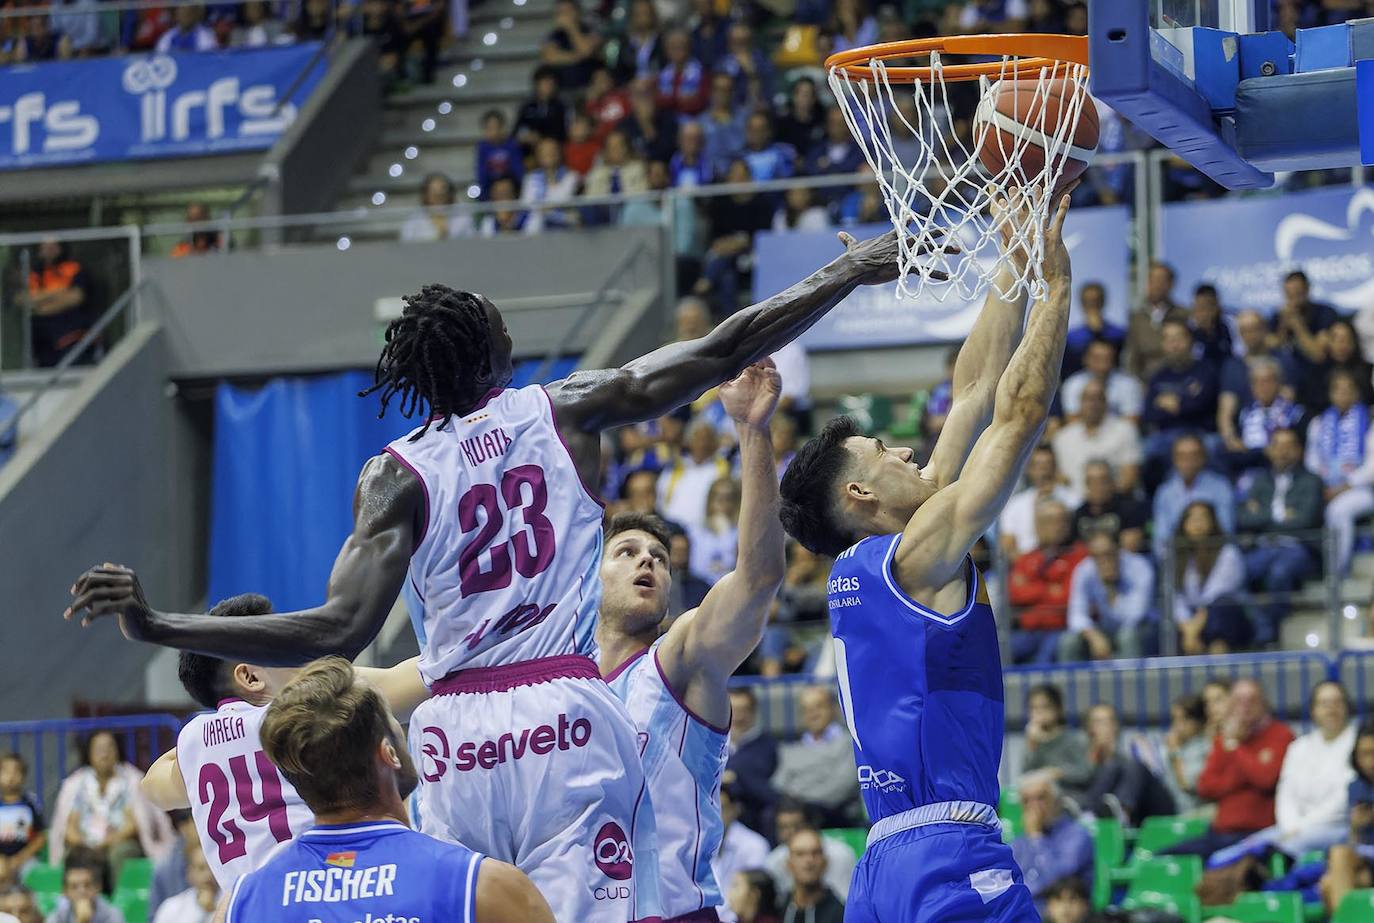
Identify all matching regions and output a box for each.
[548,230,934,431]
[66,455,420,665]
[141,749,189,811]
[924,202,1032,488]
[894,196,1073,596]
[657,362,786,722]
[356,656,428,722]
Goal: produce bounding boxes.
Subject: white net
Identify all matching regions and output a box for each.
[828,51,1091,303]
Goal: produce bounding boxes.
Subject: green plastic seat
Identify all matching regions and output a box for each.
[1204,891,1304,923]
[113,890,149,923]
[21,862,62,895]
[1298,849,1326,866]
[1089,818,1125,911]
[1133,815,1211,859]
[821,827,868,861]
[1129,855,1203,895]
[33,891,58,915]
[1333,889,1374,923]
[1122,888,1202,923]
[115,858,153,893]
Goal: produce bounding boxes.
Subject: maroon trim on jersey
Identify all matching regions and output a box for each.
[602,646,648,683]
[430,654,601,695]
[383,446,430,550]
[653,649,731,735]
[217,697,246,708]
[470,387,504,413]
[664,909,721,922]
[538,385,607,509]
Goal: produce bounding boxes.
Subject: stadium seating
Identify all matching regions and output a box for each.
[1132,815,1212,860]
[1333,889,1374,922]
[115,857,153,895]
[1205,891,1306,923]
[1091,818,1126,910]
[821,827,868,861]
[113,890,149,923]
[21,862,61,895]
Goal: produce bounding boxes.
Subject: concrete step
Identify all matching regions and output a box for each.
[462,15,551,47]
[365,144,477,182]
[338,189,425,211]
[1351,550,1374,581]
[347,170,475,199]
[1279,611,1330,651]
[470,0,556,26]
[381,121,485,149]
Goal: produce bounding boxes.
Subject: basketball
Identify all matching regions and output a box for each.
[973,78,1101,187]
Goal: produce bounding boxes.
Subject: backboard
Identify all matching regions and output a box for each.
[1087,0,1370,190]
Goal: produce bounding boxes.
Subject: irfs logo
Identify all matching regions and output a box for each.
[593,821,633,881]
[121,53,297,144]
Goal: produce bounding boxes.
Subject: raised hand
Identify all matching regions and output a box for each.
[837,226,957,286]
[719,357,782,429]
[65,563,155,641]
[1041,193,1073,289]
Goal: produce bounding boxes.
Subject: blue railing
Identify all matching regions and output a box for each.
[0,715,182,812]
[730,651,1374,739]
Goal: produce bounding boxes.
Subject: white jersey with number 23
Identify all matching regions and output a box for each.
[176,699,315,891]
[385,384,604,683]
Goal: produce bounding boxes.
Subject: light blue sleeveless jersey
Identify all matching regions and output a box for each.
[829,535,1005,822]
[224,820,483,923]
[606,639,728,919]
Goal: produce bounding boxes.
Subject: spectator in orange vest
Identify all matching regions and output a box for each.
[26,238,93,368]
[170,202,222,258]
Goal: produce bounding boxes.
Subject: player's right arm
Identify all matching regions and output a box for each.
[66,455,420,665]
[475,859,555,923]
[140,748,190,811]
[894,195,1073,597]
[356,656,428,722]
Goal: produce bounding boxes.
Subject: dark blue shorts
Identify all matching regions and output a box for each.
[844,822,1040,922]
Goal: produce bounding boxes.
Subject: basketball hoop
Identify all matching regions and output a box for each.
[826,34,1093,303]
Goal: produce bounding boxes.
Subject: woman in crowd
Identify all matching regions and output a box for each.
[1308,369,1374,575]
[1309,319,1374,412]
[1020,684,1093,806]
[689,476,741,586]
[521,137,581,233]
[399,172,472,242]
[50,731,172,876]
[1173,501,1250,655]
[727,869,781,923]
[1162,693,1212,816]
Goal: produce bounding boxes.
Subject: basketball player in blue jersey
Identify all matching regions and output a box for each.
[777,195,1074,922]
[599,358,785,923]
[222,656,552,923]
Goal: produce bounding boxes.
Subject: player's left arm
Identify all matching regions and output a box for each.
[355,656,428,722]
[140,748,190,811]
[475,858,555,923]
[923,197,1032,488]
[657,362,786,715]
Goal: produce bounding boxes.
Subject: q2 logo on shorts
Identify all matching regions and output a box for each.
[593,821,633,881]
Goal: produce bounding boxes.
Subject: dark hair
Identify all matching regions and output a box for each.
[1171,432,1205,456]
[1044,876,1089,903]
[481,108,506,125]
[1080,280,1105,297]
[780,416,861,557]
[1285,269,1309,287]
[178,593,273,710]
[260,657,396,815]
[1194,283,1218,299]
[1329,367,1363,393]
[1272,426,1303,447]
[604,512,673,553]
[737,869,778,915]
[80,730,124,767]
[0,752,25,775]
[533,64,558,85]
[1172,693,1206,725]
[1309,680,1352,717]
[1174,500,1222,588]
[1352,718,1374,781]
[1203,677,1232,694]
[1027,684,1065,727]
[1084,335,1118,356]
[63,846,109,893]
[360,285,497,440]
[1161,317,1192,337]
[775,795,813,822]
[1151,260,1176,280]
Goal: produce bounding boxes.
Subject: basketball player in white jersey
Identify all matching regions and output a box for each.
[137,594,429,893]
[68,228,917,919]
[599,359,785,923]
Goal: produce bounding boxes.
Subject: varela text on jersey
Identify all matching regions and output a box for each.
[202,714,247,747]
[282,864,397,906]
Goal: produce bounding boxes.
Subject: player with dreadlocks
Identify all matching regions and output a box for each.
[68,227,922,920]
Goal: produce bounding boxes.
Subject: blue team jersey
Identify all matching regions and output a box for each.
[829,535,1005,822]
[224,820,484,923]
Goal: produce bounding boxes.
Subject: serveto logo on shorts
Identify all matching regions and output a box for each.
[857,764,907,793]
[593,821,633,881]
[418,714,593,781]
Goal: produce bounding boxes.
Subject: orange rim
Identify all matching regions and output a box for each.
[825,33,1090,84]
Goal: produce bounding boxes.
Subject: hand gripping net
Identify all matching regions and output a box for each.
[828,47,1091,303]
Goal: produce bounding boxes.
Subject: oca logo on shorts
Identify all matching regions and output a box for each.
[593,822,633,880]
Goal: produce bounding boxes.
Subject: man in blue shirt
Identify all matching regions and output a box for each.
[1058,531,1155,662]
[224,657,551,923]
[1152,434,1235,561]
[1142,320,1219,484]
[1010,772,1093,914]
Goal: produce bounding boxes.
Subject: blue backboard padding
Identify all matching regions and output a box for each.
[1359,60,1373,166]
[1296,23,1353,72]
[1239,32,1295,79]
[1354,19,1374,60]
[1193,28,1241,110]
[1235,67,1362,171]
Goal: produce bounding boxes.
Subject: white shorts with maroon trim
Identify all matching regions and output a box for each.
[409,654,662,922]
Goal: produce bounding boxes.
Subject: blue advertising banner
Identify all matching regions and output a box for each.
[754,205,1132,350]
[0,43,325,170]
[1160,185,1374,316]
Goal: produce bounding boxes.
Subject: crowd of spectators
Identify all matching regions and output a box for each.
[1007,676,1374,917]
[0,733,219,923]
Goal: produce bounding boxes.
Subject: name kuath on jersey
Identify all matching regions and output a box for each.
[177,699,315,891]
[384,384,605,682]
